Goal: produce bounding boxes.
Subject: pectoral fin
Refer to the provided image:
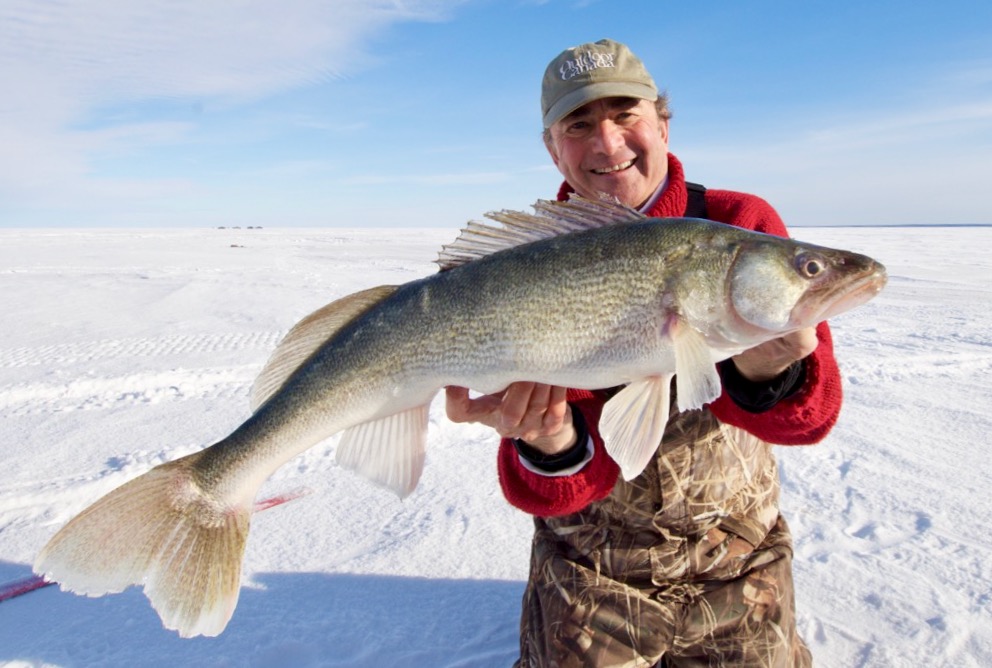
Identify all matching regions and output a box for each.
[600,376,672,481]
[335,402,432,498]
[670,318,722,412]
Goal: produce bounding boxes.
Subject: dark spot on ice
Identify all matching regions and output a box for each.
[853,523,876,539]
[105,455,129,471]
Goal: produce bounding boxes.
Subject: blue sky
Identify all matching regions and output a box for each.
[1,0,990,228]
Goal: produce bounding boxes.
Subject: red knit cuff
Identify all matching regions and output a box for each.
[496,391,619,517]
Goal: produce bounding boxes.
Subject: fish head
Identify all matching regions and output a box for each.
[728,238,888,334]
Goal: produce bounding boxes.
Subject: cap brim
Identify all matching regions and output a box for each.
[543,81,658,129]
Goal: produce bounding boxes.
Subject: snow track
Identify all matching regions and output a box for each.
[0,332,284,368]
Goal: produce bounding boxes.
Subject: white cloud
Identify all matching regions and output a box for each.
[0,0,462,222]
[799,101,992,152]
[0,1,456,106]
[344,171,513,187]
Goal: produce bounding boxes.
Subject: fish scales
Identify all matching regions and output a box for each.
[221,218,724,480]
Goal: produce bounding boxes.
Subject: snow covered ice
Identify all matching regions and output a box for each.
[1,225,990,667]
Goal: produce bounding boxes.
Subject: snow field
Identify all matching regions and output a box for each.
[1,225,989,667]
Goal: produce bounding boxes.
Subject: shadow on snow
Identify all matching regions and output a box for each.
[0,561,524,668]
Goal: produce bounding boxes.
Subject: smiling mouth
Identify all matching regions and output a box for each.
[591,158,635,175]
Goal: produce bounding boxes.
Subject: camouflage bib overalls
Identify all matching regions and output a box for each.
[515,404,813,668]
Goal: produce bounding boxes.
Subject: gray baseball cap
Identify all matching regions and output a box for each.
[541,39,659,129]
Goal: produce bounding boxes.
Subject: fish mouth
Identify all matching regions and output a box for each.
[792,257,888,325]
[591,158,636,175]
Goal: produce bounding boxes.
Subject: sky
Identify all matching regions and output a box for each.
[1,0,990,229]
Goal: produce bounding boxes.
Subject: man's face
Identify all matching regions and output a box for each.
[545,97,669,209]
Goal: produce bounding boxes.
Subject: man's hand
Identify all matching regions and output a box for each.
[731,326,818,382]
[445,382,577,455]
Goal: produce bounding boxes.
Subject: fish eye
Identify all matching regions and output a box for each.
[796,252,826,278]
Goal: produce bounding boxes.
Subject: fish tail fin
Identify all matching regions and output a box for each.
[33,450,251,638]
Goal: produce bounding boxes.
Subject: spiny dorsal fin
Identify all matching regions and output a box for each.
[436,195,645,270]
[249,284,399,412]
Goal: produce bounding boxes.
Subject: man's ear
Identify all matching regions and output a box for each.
[544,133,560,168]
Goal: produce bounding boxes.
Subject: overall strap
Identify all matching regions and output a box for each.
[684,181,708,219]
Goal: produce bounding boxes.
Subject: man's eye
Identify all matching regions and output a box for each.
[566,121,590,134]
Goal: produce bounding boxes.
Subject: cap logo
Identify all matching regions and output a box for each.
[558,50,616,81]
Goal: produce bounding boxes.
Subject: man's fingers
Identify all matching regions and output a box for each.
[445,382,572,443]
[444,386,471,421]
[789,326,819,359]
[498,382,540,432]
[500,383,570,440]
[445,386,502,426]
[543,385,569,430]
[733,326,820,381]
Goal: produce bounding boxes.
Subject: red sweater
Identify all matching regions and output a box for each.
[497,154,843,517]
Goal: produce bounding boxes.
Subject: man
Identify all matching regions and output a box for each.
[447,39,840,667]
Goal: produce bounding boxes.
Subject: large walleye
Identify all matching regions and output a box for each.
[34,197,886,637]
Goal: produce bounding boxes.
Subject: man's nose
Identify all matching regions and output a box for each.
[592,120,624,154]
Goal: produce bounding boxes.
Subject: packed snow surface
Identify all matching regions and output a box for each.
[0,225,989,667]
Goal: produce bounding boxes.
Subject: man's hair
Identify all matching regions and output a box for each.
[542,93,671,145]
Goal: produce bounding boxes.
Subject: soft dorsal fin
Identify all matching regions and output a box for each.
[249,284,399,411]
[436,195,645,270]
